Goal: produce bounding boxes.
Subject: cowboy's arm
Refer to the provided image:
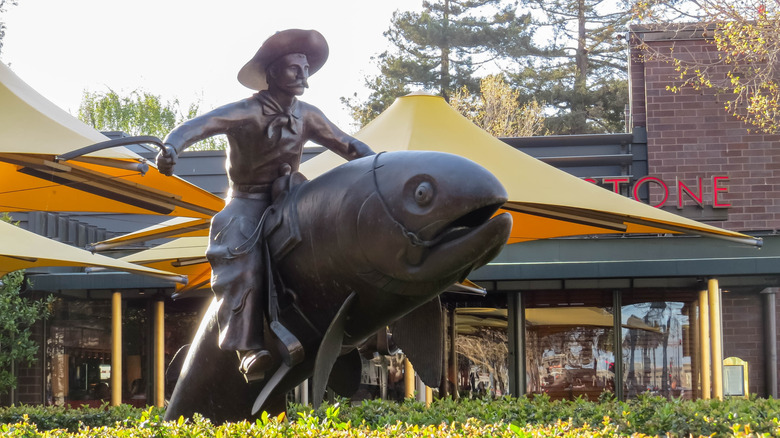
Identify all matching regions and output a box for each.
[306,106,375,160]
[156,101,251,176]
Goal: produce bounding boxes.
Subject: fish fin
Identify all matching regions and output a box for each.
[328,348,362,398]
[390,296,443,388]
[251,362,292,415]
[312,292,357,408]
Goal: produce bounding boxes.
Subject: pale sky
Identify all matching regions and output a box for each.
[2,0,423,131]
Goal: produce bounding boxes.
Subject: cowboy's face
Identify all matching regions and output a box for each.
[268,53,309,96]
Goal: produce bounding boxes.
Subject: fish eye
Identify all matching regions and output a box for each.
[414,181,434,206]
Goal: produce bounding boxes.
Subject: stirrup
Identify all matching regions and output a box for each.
[239,349,273,383]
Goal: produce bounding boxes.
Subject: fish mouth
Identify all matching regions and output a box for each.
[404,203,512,281]
[431,202,506,246]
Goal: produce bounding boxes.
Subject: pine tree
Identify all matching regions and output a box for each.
[509,0,630,134]
[344,0,534,128]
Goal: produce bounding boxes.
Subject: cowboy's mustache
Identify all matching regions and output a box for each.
[288,79,309,88]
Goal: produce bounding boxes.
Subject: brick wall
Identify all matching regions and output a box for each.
[631,28,780,398]
[0,320,45,406]
[16,320,45,405]
[630,30,780,233]
[721,291,766,396]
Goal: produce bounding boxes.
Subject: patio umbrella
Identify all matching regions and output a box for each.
[120,236,210,293]
[301,93,760,246]
[0,220,186,283]
[0,63,223,218]
[85,217,211,252]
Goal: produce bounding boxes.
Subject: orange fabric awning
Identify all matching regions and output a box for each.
[0,63,223,218]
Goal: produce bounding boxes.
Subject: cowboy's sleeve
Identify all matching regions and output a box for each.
[163,100,252,154]
[305,105,375,160]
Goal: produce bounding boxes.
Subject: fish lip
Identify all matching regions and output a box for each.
[403,210,512,282]
[423,201,507,247]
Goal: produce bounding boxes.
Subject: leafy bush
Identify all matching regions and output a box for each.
[1,395,780,437]
[0,403,163,432]
[291,394,780,437]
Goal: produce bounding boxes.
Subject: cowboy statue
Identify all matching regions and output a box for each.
[156,29,375,382]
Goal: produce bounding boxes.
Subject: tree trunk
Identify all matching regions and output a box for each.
[440,0,451,101]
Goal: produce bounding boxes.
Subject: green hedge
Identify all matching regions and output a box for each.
[291,395,780,437]
[0,403,164,432]
[0,395,778,437]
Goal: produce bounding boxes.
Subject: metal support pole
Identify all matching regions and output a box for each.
[612,290,623,401]
[441,309,449,398]
[708,278,723,400]
[301,379,309,406]
[404,358,415,399]
[449,308,459,399]
[154,298,165,407]
[764,289,778,398]
[111,291,122,406]
[691,294,701,399]
[507,292,525,397]
[699,287,711,399]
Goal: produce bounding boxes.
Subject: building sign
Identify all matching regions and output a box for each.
[584,176,731,209]
[99,364,111,380]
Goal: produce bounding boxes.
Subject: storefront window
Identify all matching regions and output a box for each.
[47,297,155,407]
[48,298,114,406]
[524,290,615,401]
[454,296,509,398]
[621,293,696,400]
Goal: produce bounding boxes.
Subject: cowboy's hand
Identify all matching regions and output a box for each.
[156,144,178,176]
[349,139,376,159]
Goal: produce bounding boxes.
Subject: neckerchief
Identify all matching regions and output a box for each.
[255,91,301,139]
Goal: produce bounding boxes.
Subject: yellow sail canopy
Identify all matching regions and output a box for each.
[87,217,211,252]
[121,236,210,292]
[0,220,186,283]
[302,94,759,246]
[0,63,223,218]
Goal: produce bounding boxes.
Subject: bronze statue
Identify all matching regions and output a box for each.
[157,29,375,381]
[164,150,513,422]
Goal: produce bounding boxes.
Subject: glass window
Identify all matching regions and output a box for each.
[621,291,697,400]
[525,290,615,401]
[48,298,114,406]
[453,295,509,398]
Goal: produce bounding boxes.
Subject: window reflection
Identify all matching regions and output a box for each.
[525,310,615,400]
[621,300,694,399]
[524,291,615,401]
[454,307,509,398]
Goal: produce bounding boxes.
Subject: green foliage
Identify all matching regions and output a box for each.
[0,0,18,57]
[507,0,630,134]
[291,394,780,437]
[0,403,160,432]
[77,89,226,150]
[0,214,52,395]
[450,75,547,137]
[4,396,780,436]
[344,0,535,128]
[633,0,780,134]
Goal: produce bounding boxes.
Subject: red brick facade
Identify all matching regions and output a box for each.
[721,292,766,396]
[631,28,780,397]
[630,30,780,232]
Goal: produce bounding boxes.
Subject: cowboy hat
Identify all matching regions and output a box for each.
[237,29,329,91]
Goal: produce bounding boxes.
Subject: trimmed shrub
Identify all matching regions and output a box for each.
[1,395,779,437]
